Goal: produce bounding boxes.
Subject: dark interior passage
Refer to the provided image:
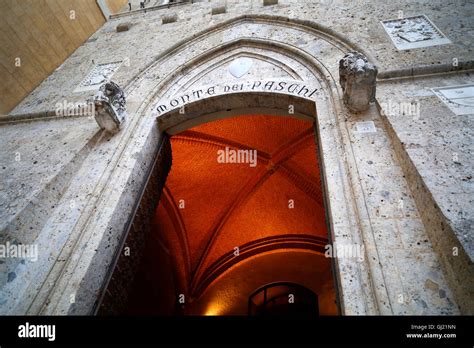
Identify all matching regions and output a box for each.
[118,114,338,315]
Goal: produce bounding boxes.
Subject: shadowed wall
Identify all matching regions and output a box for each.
[0,0,128,114]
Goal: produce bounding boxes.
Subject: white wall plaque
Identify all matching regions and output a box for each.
[74,61,122,93]
[432,84,474,116]
[355,121,377,133]
[381,15,450,50]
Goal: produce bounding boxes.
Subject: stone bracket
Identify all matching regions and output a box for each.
[339,52,377,112]
[91,81,127,133]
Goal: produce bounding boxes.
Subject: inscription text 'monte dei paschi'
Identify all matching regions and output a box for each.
[156,79,318,114]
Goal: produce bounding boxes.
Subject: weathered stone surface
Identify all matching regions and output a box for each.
[377,73,474,314]
[162,13,177,24]
[339,52,377,112]
[92,81,126,133]
[0,0,473,316]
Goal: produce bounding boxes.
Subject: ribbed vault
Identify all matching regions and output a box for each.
[152,114,329,299]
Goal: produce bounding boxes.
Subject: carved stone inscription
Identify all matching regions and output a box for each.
[156,79,318,115]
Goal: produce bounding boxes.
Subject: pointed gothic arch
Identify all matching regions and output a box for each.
[27,14,389,316]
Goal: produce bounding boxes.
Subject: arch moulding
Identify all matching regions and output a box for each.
[33,15,389,316]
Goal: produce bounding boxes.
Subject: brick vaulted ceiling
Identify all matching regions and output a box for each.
[152,114,328,297]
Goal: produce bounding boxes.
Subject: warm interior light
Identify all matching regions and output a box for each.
[127,114,338,315]
[204,303,222,316]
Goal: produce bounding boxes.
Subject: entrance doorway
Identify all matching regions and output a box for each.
[99,113,338,316]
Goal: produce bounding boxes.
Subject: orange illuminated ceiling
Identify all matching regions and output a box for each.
[152,114,328,297]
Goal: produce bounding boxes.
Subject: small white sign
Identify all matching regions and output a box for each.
[432,84,474,116]
[355,121,377,133]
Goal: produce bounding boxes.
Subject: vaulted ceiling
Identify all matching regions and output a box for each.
[152,114,328,298]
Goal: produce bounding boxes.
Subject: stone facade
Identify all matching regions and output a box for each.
[0,0,473,315]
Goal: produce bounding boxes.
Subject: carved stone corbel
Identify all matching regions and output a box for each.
[92,81,126,133]
[339,52,377,112]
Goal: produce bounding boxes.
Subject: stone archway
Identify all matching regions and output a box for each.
[119,107,337,316]
[33,15,389,316]
[95,86,374,315]
[97,92,339,315]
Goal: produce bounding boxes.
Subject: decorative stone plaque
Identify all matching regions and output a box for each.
[381,15,450,50]
[74,61,122,93]
[432,84,474,116]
